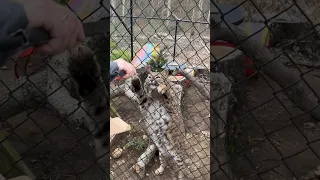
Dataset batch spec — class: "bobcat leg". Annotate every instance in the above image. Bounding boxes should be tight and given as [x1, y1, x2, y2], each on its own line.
[155, 152, 168, 175]
[161, 138, 189, 180]
[134, 143, 157, 178]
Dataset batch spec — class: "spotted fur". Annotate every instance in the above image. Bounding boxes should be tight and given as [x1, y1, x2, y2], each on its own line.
[130, 71, 191, 179]
[47, 44, 108, 164]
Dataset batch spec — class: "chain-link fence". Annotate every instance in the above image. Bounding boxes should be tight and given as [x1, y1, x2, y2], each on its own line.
[0, 0, 210, 180]
[212, 0, 320, 180]
[110, 0, 210, 179]
[0, 0, 111, 179]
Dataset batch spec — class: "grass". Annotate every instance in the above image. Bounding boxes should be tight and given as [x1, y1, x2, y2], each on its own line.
[110, 41, 131, 62]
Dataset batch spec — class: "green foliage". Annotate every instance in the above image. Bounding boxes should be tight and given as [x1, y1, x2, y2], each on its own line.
[123, 137, 147, 151]
[110, 41, 117, 49]
[147, 49, 168, 72]
[110, 41, 131, 62]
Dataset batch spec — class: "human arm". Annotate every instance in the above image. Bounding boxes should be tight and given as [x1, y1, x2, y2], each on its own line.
[0, 0, 28, 65]
[110, 61, 120, 81]
[0, 0, 85, 65]
[110, 58, 137, 81]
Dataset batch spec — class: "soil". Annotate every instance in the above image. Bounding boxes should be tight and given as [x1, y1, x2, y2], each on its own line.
[231, 48, 320, 180]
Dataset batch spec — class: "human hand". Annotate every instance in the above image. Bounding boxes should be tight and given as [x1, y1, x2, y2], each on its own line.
[114, 58, 136, 79]
[15, 0, 85, 54]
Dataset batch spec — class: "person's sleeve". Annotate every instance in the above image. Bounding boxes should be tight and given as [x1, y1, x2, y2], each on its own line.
[0, 0, 29, 65]
[110, 61, 119, 81]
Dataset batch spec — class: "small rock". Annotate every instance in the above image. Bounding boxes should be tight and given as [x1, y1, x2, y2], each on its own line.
[112, 148, 123, 159]
[28, 63, 33, 67]
[117, 159, 125, 166]
[146, 173, 149, 176]
[315, 170, 320, 176]
[142, 135, 148, 140]
[186, 133, 193, 139]
[304, 122, 316, 128]
[184, 159, 192, 165]
[201, 131, 210, 138]
[0, 66, 7, 70]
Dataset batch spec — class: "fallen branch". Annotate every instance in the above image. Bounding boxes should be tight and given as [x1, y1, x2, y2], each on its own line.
[173, 69, 210, 100]
[211, 19, 320, 121]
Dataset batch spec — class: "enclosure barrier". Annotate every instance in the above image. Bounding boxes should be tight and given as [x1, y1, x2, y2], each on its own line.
[0, 0, 210, 180]
[211, 0, 320, 179]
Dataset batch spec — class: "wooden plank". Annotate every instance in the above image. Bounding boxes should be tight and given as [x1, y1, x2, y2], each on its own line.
[110, 117, 132, 136]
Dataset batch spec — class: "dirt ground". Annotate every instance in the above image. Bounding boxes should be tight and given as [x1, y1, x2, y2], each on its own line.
[231, 48, 320, 180]
[110, 76, 210, 180]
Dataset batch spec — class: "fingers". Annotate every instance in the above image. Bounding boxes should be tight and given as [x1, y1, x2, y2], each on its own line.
[122, 63, 136, 79]
[32, 3, 85, 54]
[114, 59, 137, 79]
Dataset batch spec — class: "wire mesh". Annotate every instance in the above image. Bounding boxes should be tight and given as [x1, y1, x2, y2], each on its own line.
[211, 0, 320, 180]
[0, 0, 210, 180]
[0, 0, 111, 179]
[110, 0, 210, 179]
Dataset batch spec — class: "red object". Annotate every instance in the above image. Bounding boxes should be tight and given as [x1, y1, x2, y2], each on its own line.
[19, 47, 34, 58]
[186, 79, 191, 87]
[15, 47, 35, 78]
[211, 41, 256, 77]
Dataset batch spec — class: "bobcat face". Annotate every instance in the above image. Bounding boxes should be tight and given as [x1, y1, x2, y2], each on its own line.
[144, 71, 168, 91]
[67, 45, 108, 118]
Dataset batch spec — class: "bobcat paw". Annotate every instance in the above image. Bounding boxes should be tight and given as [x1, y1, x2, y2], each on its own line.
[157, 85, 167, 94]
[134, 163, 146, 178]
[155, 166, 165, 175]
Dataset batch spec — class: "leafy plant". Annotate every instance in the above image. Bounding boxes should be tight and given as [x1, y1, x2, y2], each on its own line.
[124, 137, 147, 151]
[147, 49, 168, 72]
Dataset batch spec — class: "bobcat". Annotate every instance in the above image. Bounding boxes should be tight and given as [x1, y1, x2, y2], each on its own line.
[47, 44, 108, 165]
[129, 70, 192, 179]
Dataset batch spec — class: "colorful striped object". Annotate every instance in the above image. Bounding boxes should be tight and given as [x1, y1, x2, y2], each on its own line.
[131, 43, 161, 68]
[238, 23, 271, 47]
[67, 0, 99, 19]
[211, 41, 256, 77]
